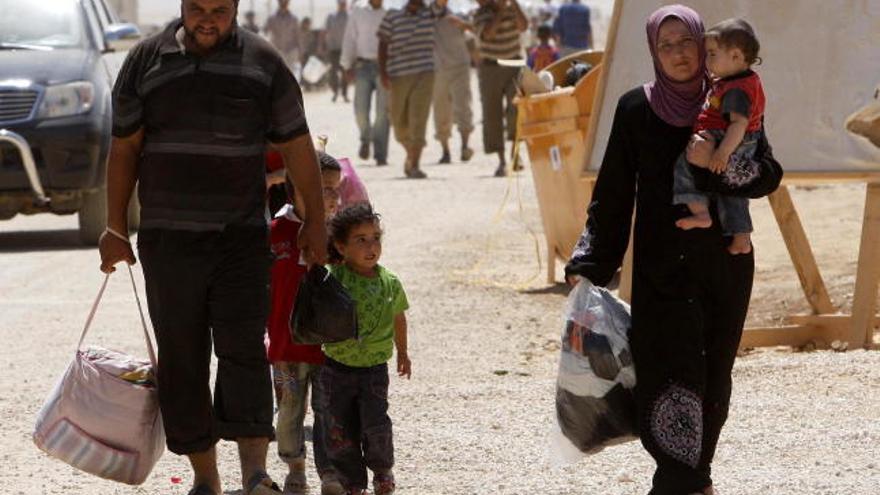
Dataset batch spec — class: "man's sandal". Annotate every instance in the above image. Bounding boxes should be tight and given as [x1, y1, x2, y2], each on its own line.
[187, 485, 217, 495]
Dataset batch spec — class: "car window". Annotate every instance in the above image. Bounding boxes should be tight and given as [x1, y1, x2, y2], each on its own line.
[95, 0, 119, 25]
[88, 0, 112, 29]
[0, 0, 84, 48]
[82, 0, 107, 51]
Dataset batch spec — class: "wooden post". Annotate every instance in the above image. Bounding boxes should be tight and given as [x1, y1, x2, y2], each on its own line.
[547, 239, 556, 284]
[767, 186, 836, 314]
[849, 182, 880, 348]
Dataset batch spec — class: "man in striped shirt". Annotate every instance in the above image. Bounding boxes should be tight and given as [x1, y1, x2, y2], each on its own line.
[378, 0, 448, 179]
[98, 1, 328, 493]
[473, 0, 528, 177]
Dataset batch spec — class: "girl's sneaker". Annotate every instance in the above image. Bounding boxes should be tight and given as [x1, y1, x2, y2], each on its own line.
[372, 471, 396, 495]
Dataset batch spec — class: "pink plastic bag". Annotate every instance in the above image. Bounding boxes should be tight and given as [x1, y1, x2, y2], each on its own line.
[33, 267, 164, 485]
[337, 157, 370, 207]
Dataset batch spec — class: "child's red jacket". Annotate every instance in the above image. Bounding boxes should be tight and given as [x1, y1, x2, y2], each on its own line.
[267, 205, 326, 364]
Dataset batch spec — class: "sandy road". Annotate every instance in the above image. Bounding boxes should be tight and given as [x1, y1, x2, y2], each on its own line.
[1, 82, 879, 494]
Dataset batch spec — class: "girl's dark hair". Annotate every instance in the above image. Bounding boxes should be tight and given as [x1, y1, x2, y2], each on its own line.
[705, 18, 762, 65]
[328, 203, 381, 263]
[284, 150, 342, 201]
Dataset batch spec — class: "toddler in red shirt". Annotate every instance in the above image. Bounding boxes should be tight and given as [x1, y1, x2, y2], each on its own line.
[673, 18, 765, 255]
[267, 151, 344, 495]
[528, 24, 560, 72]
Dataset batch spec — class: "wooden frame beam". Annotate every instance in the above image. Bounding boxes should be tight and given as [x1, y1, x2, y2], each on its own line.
[849, 182, 880, 348]
[767, 186, 836, 314]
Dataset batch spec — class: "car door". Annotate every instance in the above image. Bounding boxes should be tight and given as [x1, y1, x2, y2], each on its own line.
[84, 0, 129, 84]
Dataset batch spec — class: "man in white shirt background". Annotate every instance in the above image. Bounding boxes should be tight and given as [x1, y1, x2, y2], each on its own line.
[340, 0, 389, 166]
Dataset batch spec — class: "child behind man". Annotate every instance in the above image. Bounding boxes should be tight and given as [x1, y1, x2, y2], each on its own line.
[528, 23, 560, 72]
[317, 203, 411, 495]
[673, 18, 766, 255]
[267, 151, 345, 495]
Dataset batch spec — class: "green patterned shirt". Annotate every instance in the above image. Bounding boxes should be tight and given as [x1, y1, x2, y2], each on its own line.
[323, 264, 409, 367]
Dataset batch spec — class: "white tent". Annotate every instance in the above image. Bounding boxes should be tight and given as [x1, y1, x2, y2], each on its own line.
[586, 0, 880, 175]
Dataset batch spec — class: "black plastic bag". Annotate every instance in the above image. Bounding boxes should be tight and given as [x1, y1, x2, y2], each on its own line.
[290, 265, 358, 345]
[564, 60, 594, 87]
[550, 280, 637, 465]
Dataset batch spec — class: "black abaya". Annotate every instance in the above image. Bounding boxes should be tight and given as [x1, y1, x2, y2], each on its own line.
[565, 88, 781, 494]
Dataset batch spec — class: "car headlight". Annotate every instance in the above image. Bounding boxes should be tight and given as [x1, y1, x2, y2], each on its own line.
[37, 82, 95, 118]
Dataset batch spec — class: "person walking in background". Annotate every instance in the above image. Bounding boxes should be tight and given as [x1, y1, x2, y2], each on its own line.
[473, 0, 528, 177]
[341, 0, 390, 166]
[264, 0, 302, 68]
[431, 12, 475, 165]
[99, 0, 328, 493]
[537, 0, 558, 24]
[298, 17, 320, 90]
[242, 10, 260, 33]
[552, 0, 592, 56]
[324, 0, 350, 103]
[527, 23, 559, 72]
[378, 0, 448, 179]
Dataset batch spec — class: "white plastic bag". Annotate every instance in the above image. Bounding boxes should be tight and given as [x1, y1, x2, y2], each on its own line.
[549, 280, 638, 466]
[301, 56, 328, 84]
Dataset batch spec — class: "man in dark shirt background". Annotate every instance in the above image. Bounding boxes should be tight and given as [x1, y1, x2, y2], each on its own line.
[98, 1, 328, 494]
[552, 0, 592, 56]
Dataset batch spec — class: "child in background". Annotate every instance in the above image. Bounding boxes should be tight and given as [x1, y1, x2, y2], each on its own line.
[528, 24, 560, 72]
[267, 151, 345, 495]
[318, 203, 411, 495]
[673, 18, 766, 255]
[314, 134, 370, 207]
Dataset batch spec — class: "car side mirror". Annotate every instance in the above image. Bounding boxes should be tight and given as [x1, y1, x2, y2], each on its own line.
[104, 23, 141, 52]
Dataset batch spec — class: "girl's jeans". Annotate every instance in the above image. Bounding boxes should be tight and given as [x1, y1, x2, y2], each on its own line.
[273, 361, 330, 474]
[317, 359, 393, 491]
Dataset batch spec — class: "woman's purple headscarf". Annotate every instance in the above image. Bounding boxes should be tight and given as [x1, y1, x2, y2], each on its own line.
[643, 4, 709, 127]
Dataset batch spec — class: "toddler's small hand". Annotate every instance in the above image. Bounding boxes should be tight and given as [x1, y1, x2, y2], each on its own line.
[709, 150, 729, 174]
[686, 132, 714, 168]
[397, 354, 412, 379]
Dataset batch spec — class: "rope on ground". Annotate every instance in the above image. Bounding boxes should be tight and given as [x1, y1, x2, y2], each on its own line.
[452, 115, 546, 290]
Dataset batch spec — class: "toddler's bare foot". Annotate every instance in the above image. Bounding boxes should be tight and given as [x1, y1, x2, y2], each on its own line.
[675, 212, 712, 230]
[728, 233, 752, 255]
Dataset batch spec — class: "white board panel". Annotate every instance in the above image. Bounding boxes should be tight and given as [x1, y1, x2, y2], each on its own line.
[586, 0, 880, 173]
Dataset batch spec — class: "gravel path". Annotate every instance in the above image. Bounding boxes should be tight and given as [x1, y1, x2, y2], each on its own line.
[1, 84, 879, 495]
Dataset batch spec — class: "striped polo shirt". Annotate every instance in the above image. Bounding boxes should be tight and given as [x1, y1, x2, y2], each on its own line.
[111, 21, 309, 232]
[377, 4, 444, 78]
[473, 6, 523, 61]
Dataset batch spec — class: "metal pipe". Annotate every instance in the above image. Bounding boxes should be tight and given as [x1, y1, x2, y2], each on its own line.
[0, 129, 50, 205]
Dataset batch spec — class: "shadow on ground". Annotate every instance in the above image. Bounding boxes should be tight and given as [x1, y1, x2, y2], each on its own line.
[0, 229, 91, 252]
[520, 283, 571, 296]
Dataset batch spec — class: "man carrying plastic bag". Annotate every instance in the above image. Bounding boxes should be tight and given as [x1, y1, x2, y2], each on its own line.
[550, 280, 638, 464]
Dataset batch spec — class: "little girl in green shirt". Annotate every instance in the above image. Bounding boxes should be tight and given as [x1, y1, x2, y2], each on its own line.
[317, 203, 411, 495]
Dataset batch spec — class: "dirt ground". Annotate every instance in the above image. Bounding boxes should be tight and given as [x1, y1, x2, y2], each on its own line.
[2, 80, 879, 495]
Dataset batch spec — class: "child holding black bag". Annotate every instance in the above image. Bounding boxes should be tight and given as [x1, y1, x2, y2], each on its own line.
[317, 203, 411, 495]
[266, 151, 345, 495]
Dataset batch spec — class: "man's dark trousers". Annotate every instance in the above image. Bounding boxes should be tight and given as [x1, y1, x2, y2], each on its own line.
[138, 226, 274, 455]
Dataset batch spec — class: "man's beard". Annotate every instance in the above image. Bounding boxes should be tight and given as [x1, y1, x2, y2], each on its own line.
[184, 25, 233, 52]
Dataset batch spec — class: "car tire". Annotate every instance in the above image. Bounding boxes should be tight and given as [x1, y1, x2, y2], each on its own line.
[78, 187, 106, 246]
